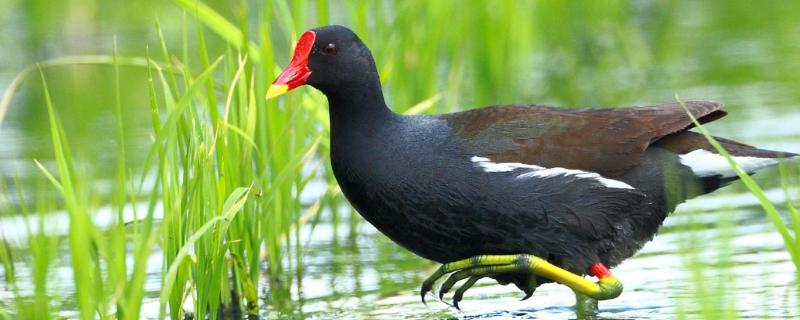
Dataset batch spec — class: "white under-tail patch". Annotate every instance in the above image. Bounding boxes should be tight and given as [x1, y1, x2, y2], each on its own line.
[470, 156, 635, 190]
[679, 149, 779, 178]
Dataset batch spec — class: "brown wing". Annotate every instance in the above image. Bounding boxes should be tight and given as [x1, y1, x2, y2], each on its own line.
[445, 101, 725, 175]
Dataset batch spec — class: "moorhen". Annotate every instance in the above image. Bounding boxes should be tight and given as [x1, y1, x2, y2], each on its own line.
[267, 25, 797, 308]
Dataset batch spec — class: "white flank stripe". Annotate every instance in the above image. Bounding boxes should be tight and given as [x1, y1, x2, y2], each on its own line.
[470, 156, 541, 172]
[470, 156, 635, 189]
[679, 149, 779, 178]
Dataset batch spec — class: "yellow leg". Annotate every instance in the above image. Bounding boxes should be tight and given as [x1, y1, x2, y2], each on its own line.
[420, 254, 623, 307]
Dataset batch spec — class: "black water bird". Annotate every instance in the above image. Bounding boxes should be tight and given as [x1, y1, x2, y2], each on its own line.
[267, 25, 798, 309]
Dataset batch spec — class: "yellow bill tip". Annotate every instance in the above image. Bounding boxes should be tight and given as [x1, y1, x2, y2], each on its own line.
[266, 84, 289, 100]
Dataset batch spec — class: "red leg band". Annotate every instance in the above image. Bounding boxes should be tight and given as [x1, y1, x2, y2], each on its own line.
[590, 262, 611, 279]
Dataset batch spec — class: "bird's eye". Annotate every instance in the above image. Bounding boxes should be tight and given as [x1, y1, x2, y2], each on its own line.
[322, 43, 337, 56]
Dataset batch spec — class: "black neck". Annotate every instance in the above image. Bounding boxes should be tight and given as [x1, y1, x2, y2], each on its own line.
[325, 80, 397, 137]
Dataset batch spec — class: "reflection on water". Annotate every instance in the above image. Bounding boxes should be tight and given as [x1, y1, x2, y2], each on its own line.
[2, 0, 800, 319]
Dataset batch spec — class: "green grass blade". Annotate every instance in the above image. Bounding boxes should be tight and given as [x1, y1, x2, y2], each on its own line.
[169, 0, 261, 62]
[676, 95, 800, 269]
[159, 187, 250, 319]
[39, 68, 100, 320]
[139, 56, 224, 188]
[0, 55, 171, 128]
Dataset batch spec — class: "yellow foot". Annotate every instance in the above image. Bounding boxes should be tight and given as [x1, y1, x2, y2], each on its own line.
[420, 254, 623, 309]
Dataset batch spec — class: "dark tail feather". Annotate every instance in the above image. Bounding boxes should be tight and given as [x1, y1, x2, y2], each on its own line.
[700, 175, 741, 193]
[656, 131, 798, 158]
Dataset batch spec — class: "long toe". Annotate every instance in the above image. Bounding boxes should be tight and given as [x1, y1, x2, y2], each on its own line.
[439, 269, 476, 300]
[452, 276, 482, 310]
[421, 265, 450, 304]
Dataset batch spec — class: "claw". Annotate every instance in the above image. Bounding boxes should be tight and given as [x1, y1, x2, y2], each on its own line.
[453, 275, 481, 310]
[420, 265, 448, 305]
[439, 269, 472, 300]
[520, 275, 537, 301]
[420, 281, 433, 305]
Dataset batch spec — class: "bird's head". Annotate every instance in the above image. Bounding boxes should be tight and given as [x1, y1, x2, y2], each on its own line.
[267, 25, 379, 99]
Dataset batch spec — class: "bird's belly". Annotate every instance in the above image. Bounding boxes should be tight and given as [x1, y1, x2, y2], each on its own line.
[336, 181, 476, 262]
[333, 169, 545, 263]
